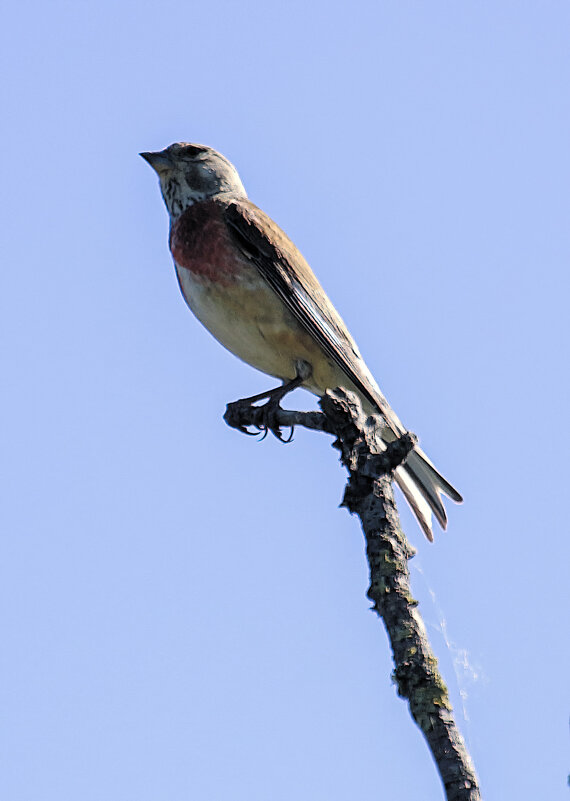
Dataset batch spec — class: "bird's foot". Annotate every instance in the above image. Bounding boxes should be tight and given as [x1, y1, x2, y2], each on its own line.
[225, 387, 294, 442]
[224, 360, 312, 442]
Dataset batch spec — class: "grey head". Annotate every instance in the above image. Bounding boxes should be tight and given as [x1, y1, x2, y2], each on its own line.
[140, 142, 247, 219]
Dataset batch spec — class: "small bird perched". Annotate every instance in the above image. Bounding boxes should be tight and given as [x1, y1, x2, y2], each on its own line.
[141, 143, 462, 540]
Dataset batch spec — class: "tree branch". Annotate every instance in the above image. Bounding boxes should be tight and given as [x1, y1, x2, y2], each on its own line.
[224, 387, 481, 801]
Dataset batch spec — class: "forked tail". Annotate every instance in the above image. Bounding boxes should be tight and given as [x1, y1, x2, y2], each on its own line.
[394, 447, 462, 541]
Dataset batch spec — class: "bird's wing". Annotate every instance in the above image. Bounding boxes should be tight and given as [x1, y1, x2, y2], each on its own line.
[223, 199, 403, 436]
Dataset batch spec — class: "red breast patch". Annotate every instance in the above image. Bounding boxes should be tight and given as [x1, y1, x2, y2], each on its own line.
[170, 200, 242, 285]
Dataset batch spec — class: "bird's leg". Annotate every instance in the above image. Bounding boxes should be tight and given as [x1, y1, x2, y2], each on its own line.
[225, 360, 312, 441]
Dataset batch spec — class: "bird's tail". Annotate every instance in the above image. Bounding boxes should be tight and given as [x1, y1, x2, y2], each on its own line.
[394, 447, 463, 542]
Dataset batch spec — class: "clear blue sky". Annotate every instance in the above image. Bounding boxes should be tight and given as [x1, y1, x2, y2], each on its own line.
[1, 2, 569, 799]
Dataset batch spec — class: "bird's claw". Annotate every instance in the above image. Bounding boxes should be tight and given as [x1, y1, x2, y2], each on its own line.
[256, 423, 294, 442]
[239, 425, 259, 436]
[254, 400, 294, 443]
[225, 397, 294, 443]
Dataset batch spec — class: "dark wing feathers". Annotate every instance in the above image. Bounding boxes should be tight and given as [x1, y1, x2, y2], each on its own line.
[223, 198, 464, 536]
[224, 200, 402, 436]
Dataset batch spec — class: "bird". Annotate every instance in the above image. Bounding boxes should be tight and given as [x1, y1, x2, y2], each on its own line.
[140, 142, 462, 540]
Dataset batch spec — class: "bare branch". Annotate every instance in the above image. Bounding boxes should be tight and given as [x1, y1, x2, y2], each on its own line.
[224, 402, 335, 434]
[224, 387, 481, 801]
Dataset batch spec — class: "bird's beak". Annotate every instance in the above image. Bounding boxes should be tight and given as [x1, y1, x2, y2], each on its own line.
[139, 150, 173, 173]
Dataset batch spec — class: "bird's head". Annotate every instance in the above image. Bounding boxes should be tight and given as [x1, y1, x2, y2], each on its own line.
[140, 143, 247, 219]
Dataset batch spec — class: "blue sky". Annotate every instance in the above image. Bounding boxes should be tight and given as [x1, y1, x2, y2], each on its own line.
[1, 2, 569, 799]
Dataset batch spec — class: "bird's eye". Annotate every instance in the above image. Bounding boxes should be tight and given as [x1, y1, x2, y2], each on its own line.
[181, 144, 207, 158]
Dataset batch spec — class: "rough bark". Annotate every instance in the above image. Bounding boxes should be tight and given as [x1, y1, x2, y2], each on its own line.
[225, 387, 481, 801]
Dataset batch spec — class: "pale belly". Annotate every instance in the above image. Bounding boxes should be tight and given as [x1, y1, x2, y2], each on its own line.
[175, 263, 346, 394]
